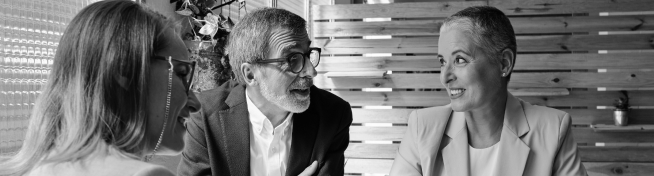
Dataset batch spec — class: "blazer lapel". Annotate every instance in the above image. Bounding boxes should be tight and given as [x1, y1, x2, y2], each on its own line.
[495, 93, 531, 176]
[441, 111, 470, 176]
[286, 105, 320, 176]
[218, 84, 251, 176]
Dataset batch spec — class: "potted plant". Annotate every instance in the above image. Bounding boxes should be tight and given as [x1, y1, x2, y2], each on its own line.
[171, 0, 244, 92]
[613, 93, 629, 126]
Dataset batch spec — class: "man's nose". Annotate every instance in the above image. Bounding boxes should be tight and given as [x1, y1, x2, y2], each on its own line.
[299, 58, 317, 78]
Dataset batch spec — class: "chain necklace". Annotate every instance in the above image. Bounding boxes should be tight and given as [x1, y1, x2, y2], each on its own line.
[145, 57, 173, 162]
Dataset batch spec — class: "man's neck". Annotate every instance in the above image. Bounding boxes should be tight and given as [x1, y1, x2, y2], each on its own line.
[246, 87, 289, 128]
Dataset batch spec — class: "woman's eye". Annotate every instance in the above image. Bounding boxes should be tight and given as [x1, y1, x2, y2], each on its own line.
[455, 57, 467, 64]
[438, 58, 445, 67]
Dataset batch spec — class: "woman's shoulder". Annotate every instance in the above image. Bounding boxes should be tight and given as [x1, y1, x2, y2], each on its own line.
[407, 105, 453, 127]
[101, 155, 174, 176]
[27, 154, 173, 176]
[520, 100, 571, 126]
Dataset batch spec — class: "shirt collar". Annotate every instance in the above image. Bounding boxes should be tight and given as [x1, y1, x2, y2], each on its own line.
[246, 91, 294, 135]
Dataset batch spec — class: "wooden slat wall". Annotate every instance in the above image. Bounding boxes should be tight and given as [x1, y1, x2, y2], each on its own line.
[311, 0, 654, 175]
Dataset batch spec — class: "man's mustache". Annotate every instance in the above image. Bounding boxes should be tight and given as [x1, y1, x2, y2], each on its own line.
[291, 78, 313, 89]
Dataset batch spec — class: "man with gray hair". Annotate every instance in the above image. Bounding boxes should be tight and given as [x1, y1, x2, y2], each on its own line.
[178, 8, 352, 176]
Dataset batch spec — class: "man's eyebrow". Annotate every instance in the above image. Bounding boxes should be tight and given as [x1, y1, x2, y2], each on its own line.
[279, 42, 300, 53]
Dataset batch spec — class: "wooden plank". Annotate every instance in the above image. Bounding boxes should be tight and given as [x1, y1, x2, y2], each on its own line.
[490, 0, 654, 16]
[315, 72, 654, 89]
[591, 124, 654, 132]
[325, 71, 386, 78]
[311, 1, 487, 20]
[332, 90, 654, 107]
[313, 16, 654, 37]
[344, 159, 654, 175]
[352, 109, 412, 124]
[584, 162, 654, 176]
[344, 159, 393, 174]
[316, 53, 654, 72]
[315, 34, 654, 54]
[349, 126, 654, 143]
[351, 108, 654, 125]
[345, 144, 654, 162]
[566, 109, 654, 125]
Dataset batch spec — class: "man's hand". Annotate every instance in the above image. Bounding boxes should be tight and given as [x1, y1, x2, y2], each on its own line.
[298, 161, 317, 176]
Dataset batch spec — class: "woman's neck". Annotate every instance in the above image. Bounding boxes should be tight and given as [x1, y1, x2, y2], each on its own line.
[465, 91, 507, 148]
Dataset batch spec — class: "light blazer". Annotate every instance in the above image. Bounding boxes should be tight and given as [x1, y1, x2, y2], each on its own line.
[390, 93, 587, 176]
[177, 80, 353, 176]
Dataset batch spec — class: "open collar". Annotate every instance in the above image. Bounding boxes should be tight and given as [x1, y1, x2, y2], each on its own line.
[442, 93, 531, 176]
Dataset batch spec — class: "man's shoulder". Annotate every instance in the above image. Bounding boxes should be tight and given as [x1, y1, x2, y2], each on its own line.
[196, 81, 241, 109]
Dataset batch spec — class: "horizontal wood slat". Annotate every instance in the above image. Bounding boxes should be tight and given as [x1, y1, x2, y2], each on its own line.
[331, 90, 654, 107]
[324, 71, 386, 78]
[344, 159, 654, 175]
[351, 109, 654, 125]
[345, 144, 654, 162]
[317, 53, 654, 72]
[313, 0, 654, 20]
[312, 1, 487, 20]
[315, 34, 654, 54]
[349, 126, 654, 143]
[316, 72, 654, 89]
[313, 15, 654, 37]
[490, 0, 654, 16]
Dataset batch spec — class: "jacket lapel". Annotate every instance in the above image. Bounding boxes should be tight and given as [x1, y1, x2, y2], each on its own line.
[285, 102, 320, 176]
[495, 93, 531, 176]
[218, 84, 251, 176]
[442, 111, 470, 176]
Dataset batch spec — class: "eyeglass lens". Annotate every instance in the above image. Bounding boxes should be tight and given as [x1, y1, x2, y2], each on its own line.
[289, 49, 320, 73]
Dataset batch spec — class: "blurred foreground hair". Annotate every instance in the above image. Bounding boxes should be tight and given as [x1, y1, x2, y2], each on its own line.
[0, 0, 172, 175]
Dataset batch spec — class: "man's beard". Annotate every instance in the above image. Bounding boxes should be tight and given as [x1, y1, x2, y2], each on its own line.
[259, 78, 313, 113]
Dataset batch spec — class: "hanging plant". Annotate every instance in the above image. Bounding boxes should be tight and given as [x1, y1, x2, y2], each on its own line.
[170, 0, 246, 91]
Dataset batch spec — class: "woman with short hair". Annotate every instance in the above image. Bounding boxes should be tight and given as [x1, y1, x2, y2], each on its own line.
[389, 6, 587, 176]
[0, 0, 201, 175]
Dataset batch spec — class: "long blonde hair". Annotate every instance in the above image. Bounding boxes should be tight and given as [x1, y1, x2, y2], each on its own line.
[0, 1, 171, 175]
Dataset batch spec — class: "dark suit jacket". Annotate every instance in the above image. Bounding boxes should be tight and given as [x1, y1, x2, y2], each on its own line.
[178, 80, 352, 176]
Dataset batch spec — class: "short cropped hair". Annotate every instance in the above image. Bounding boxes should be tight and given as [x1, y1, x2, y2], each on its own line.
[227, 8, 306, 84]
[441, 6, 517, 81]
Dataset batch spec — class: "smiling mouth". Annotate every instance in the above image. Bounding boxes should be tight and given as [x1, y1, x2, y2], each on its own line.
[449, 88, 466, 97]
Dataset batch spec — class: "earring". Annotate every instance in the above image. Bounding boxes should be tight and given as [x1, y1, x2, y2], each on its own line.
[502, 73, 506, 77]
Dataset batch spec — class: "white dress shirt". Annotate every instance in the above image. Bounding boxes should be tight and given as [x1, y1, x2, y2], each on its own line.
[469, 142, 500, 176]
[246, 92, 294, 176]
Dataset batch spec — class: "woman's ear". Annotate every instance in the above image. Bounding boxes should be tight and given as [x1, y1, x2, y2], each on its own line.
[240, 62, 256, 86]
[499, 48, 515, 77]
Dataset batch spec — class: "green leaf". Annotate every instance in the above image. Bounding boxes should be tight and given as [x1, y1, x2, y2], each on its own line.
[176, 9, 193, 16]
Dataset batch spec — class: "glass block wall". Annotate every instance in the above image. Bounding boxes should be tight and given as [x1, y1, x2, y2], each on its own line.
[0, 0, 98, 157]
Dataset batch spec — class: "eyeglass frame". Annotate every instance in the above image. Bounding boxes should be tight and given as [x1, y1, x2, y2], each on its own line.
[252, 47, 321, 74]
[152, 55, 196, 93]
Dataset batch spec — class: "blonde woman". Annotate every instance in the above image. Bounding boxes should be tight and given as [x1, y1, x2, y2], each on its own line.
[0, 0, 201, 175]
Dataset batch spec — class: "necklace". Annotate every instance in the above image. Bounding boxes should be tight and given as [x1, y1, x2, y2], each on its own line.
[145, 57, 174, 162]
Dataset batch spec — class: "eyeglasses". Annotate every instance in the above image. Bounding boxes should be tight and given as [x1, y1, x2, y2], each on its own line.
[153, 56, 196, 93]
[253, 47, 321, 74]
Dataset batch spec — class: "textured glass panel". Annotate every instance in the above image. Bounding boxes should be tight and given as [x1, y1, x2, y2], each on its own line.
[0, 0, 90, 156]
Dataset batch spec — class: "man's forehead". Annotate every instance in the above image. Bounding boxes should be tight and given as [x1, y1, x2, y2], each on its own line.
[269, 28, 310, 48]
